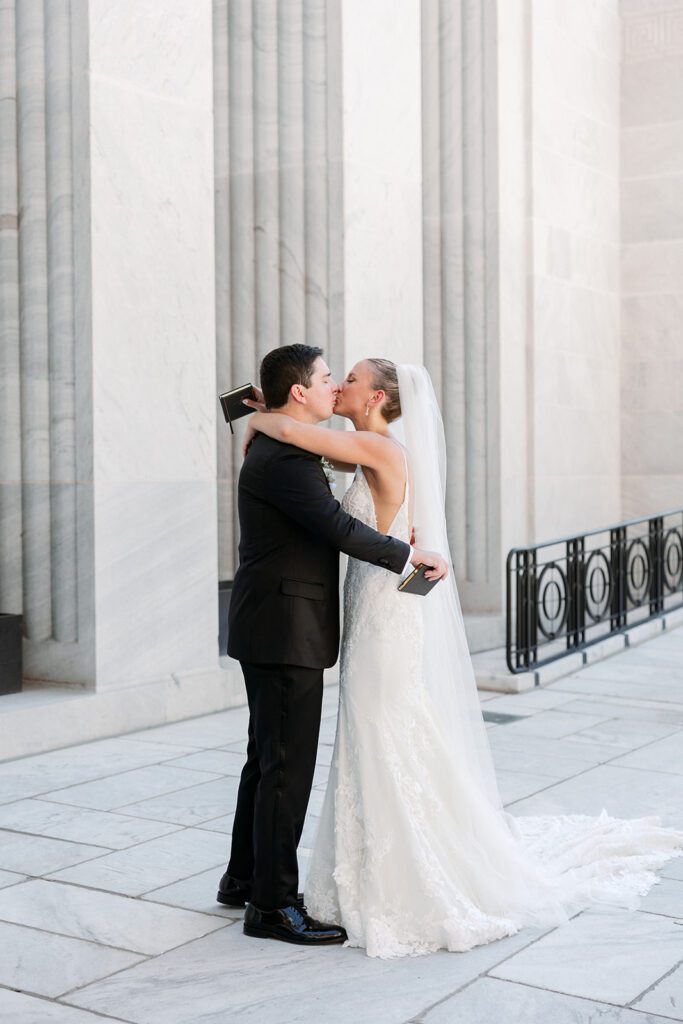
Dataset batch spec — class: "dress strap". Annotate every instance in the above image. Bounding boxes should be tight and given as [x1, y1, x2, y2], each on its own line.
[387, 436, 409, 509]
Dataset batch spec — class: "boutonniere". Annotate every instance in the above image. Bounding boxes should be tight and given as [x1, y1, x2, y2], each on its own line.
[320, 456, 336, 490]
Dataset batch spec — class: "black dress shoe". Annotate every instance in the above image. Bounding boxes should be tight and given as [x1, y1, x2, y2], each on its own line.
[216, 873, 304, 909]
[216, 873, 252, 907]
[243, 902, 347, 946]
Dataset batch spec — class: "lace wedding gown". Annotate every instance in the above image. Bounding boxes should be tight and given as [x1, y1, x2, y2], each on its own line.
[305, 461, 683, 959]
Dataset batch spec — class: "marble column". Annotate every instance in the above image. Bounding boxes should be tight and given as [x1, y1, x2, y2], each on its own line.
[0, 0, 81, 664]
[339, 0, 423, 371]
[213, 0, 343, 580]
[11, 0, 219, 690]
[421, 0, 502, 618]
[83, 0, 218, 689]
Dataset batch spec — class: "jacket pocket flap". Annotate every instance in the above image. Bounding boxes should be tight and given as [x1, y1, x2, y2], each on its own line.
[281, 578, 325, 601]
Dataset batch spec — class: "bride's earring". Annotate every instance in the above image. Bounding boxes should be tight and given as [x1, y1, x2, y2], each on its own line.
[365, 402, 370, 417]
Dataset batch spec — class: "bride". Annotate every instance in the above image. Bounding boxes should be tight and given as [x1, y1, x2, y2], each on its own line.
[244, 358, 683, 959]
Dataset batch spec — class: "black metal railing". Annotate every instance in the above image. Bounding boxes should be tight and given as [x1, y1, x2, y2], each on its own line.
[506, 507, 683, 674]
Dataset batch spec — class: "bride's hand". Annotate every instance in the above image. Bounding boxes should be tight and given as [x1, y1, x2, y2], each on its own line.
[411, 548, 449, 581]
[242, 385, 267, 414]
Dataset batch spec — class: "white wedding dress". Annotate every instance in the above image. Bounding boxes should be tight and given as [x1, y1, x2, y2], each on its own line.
[305, 368, 683, 960]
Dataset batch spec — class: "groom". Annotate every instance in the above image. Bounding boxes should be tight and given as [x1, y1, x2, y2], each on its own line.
[217, 344, 444, 946]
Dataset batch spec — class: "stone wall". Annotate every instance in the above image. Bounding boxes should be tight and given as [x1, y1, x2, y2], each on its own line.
[621, 0, 683, 518]
[529, 0, 622, 541]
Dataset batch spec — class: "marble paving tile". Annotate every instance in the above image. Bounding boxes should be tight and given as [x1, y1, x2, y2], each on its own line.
[196, 811, 235, 835]
[130, 711, 250, 749]
[0, 919, 144, 998]
[506, 763, 683, 824]
[483, 690, 578, 713]
[312, 763, 329, 788]
[144, 867, 244, 919]
[490, 720, 679, 765]
[0, 830, 109, 875]
[493, 711, 615, 740]
[0, 989, 129, 1023]
[0, 879, 227, 954]
[549, 676, 683, 706]
[564, 717, 681, 755]
[496, 770, 556, 805]
[491, 746, 596, 779]
[315, 744, 333, 767]
[303, 788, 326, 816]
[66, 915, 551, 1024]
[44, 764, 222, 811]
[639, 875, 683, 918]
[0, 737, 202, 804]
[610, 731, 683, 775]
[218, 737, 247, 755]
[633, 962, 683, 1021]
[318, 718, 339, 745]
[662, 854, 683, 880]
[0, 798, 180, 848]
[47, 826, 229, 896]
[0, 867, 27, 889]
[162, 748, 248, 775]
[120, 776, 239, 826]
[489, 729, 622, 765]
[422, 975, 674, 1024]
[490, 908, 683, 1005]
[558, 666, 683, 691]
[299, 813, 321, 849]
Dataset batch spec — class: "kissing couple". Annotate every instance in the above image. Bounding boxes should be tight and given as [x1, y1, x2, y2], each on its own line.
[217, 344, 683, 959]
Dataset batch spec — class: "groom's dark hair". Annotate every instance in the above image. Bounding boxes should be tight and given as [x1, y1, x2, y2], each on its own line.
[260, 344, 324, 409]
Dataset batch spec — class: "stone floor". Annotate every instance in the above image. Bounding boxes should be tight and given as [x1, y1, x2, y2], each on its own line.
[1, 629, 682, 1023]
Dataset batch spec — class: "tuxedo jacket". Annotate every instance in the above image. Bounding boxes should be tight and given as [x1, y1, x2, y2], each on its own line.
[228, 433, 410, 669]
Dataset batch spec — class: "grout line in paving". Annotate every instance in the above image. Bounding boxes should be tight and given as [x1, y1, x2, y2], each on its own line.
[406, 912, 585, 1023]
[55, 918, 240, 1004]
[0, 913, 157, 958]
[627, 953, 683, 1009]
[0, 983, 135, 1023]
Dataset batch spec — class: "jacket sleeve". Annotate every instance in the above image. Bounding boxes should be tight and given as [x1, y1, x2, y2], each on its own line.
[262, 448, 410, 574]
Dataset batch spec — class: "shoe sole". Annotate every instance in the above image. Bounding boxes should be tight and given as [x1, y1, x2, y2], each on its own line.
[243, 924, 346, 946]
[217, 891, 306, 909]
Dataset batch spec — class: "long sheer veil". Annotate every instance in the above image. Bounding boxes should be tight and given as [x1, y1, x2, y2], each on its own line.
[391, 364, 507, 819]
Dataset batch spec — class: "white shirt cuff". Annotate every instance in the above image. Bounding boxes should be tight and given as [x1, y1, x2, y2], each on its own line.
[401, 546, 414, 576]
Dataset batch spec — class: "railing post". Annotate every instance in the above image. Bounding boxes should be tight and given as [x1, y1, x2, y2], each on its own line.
[566, 537, 585, 650]
[610, 526, 626, 631]
[649, 515, 664, 616]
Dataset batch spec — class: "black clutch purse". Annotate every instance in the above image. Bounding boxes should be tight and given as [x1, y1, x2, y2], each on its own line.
[397, 563, 441, 596]
[218, 383, 258, 434]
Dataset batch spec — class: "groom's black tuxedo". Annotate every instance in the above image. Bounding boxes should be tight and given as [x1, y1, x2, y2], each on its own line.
[226, 433, 410, 911]
[228, 434, 409, 667]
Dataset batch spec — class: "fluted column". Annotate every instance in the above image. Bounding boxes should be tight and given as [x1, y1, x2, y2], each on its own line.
[303, 0, 329, 349]
[16, 0, 52, 641]
[421, 0, 501, 615]
[254, 0, 280, 360]
[213, 0, 343, 580]
[0, 0, 22, 619]
[45, 0, 78, 642]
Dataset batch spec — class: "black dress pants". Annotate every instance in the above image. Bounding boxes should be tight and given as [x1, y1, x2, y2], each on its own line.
[227, 661, 323, 910]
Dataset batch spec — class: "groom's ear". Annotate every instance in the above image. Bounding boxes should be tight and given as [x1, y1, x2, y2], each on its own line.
[290, 383, 307, 405]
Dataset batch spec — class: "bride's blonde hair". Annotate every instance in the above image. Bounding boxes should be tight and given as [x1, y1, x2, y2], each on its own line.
[367, 358, 401, 423]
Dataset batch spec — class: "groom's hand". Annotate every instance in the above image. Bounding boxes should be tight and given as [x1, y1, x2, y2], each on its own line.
[411, 548, 449, 581]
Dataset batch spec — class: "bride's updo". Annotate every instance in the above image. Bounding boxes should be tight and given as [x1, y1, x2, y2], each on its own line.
[367, 358, 401, 423]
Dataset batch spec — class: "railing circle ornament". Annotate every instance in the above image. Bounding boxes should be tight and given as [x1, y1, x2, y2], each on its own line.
[625, 537, 651, 606]
[536, 562, 568, 640]
[663, 528, 683, 593]
[584, 549, 613, 623]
